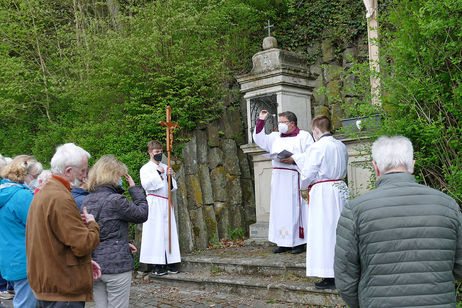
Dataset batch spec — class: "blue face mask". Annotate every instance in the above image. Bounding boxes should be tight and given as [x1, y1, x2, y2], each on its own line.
[118, 178, 123, 187]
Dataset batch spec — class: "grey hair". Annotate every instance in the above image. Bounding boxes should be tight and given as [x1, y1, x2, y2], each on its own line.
[372, 136, 414, 174]
[30, 161, 43, 178]
[0, 154, 7, 174]
[50, 143, 91, 175]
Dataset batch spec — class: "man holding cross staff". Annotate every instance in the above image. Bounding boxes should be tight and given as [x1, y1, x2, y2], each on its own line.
[139, 106, 181, 276]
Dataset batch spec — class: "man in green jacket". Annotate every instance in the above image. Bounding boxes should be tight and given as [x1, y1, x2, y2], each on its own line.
[26, 143, 100, 308]
[335, 135, 462, 307]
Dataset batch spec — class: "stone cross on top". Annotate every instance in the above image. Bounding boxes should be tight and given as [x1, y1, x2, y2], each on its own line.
[262, 20, 277, 50]
[264, 20, 274, 37]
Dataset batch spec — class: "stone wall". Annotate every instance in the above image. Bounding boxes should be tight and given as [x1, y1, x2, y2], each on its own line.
[308, 35, 368, 129]
[168, 105, 255, 253]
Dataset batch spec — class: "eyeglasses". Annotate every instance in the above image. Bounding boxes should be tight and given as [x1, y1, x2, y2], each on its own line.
[278, 120, 290, 124]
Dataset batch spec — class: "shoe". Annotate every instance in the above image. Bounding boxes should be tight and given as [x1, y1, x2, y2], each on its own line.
[272, 246, 291, 253]
[150, 265, 168, 277]
[167, 264, 179, 274]
[0, 291, 14, 300]
[291, 244, 306, 254]
[314, 278, 336, 290]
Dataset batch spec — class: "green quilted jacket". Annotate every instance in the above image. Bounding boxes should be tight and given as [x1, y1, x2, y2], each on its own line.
[335, 172, 462, 308]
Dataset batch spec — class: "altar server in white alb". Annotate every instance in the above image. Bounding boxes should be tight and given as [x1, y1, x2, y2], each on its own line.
[139, 140, 181, 276]
[253, 110, 314, 254]
[292, 115, 349, 290]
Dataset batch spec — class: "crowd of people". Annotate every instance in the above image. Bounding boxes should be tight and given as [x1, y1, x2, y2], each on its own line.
[0, 140, 181, 308]
[1, 110, 462, 307]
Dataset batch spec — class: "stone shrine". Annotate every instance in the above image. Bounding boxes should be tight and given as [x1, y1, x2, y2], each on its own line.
[238, 35, 374, 242]
[237, 35, 316, 240]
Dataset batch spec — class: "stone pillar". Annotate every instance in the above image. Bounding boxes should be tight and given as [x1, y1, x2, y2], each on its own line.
[338, 135, 374, 197]
[237, 37, 315, 240]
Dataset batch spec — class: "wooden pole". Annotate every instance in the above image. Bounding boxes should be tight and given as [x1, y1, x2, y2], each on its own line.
[159, 106, 178, 253]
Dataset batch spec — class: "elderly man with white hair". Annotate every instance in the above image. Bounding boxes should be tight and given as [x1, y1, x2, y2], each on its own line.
[335, 135, 462, 308]
[26, 143, 100, 308]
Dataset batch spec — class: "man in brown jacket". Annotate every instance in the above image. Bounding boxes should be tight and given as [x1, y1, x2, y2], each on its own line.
[26, 143, 100, 308]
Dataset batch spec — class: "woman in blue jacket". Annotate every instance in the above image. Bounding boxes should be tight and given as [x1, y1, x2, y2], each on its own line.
[0, 155, 42, 307]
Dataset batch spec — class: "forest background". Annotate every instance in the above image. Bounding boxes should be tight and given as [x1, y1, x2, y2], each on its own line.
[0, 0, 460, 204]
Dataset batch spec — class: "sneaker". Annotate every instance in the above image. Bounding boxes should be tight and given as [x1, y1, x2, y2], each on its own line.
[0, 291, 14, 300]
[314, 278, 336, 290]
[167, 264, 179, 274]
[272, 246, 291, 253]
[150, 265, 168, 277]
[291, 244, 306, 254]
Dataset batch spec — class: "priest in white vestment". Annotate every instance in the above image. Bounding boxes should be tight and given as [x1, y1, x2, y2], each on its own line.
[139, 140, 181, 276]
[253, 110, 314, 254]
[291, 115, 349, 290]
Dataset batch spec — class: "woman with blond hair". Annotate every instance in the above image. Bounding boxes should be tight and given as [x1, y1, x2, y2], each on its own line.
[82, 155, 148, 308]
[0, 155, 42, 307]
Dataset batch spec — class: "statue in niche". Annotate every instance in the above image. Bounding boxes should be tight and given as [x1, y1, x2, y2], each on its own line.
[250, 94, 278, 135]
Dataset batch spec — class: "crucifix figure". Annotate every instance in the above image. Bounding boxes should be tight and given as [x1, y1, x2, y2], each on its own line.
[159, 106, 178, 253]
[264, 19, 274, 37]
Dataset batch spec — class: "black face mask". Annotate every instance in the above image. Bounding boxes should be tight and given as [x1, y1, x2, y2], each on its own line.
[153, 153, 163, 162]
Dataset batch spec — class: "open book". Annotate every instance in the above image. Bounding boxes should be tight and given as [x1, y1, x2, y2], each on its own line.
[277, 150, 293, 159]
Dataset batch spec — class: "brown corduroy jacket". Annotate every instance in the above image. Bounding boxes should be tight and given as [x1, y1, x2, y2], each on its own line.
[26, 175, 100, 302]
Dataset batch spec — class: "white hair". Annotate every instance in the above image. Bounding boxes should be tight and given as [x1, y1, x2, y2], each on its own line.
[37, 169, 52, 184]
[50, 143, 91, 175]
[0, 154, 7, 173]
[372, 136, 414, 174]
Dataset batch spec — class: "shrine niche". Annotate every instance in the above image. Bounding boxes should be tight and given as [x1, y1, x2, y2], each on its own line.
[249, 94, 278, 135]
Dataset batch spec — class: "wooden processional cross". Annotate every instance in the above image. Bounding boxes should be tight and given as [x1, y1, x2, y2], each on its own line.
[159, 106, 178, 253]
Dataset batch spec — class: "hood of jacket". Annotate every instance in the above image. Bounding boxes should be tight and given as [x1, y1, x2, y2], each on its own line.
[0, 179, 29, 209]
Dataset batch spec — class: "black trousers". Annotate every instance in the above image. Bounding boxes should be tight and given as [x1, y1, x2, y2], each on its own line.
[37, 300, 85, 308]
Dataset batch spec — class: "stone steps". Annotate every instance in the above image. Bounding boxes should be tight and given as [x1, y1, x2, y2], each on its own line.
[181, 252, 307, 278]
[148, 272, 344, 307]
[142, 245, 345, 307]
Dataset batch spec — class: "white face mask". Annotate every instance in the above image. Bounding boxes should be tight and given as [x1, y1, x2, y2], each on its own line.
[278, 123, 289, 134]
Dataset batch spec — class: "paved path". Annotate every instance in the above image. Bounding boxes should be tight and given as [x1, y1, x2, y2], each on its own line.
[0, 278, 307, 308]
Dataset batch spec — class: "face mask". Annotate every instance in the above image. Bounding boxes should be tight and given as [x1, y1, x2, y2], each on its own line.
[278, 123, 289, 134]
[153, 153, 163, 162]
[118, 178, 123, 187]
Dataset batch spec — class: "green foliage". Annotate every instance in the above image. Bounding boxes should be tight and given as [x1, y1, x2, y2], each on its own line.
[226, 225, 245, 241]
[275, 0, 367, 62]
[328, 0, 461, 204]
[0, 0, 278, 180]
[377, 0, 462, 203]
[208, 232, 221, 249]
